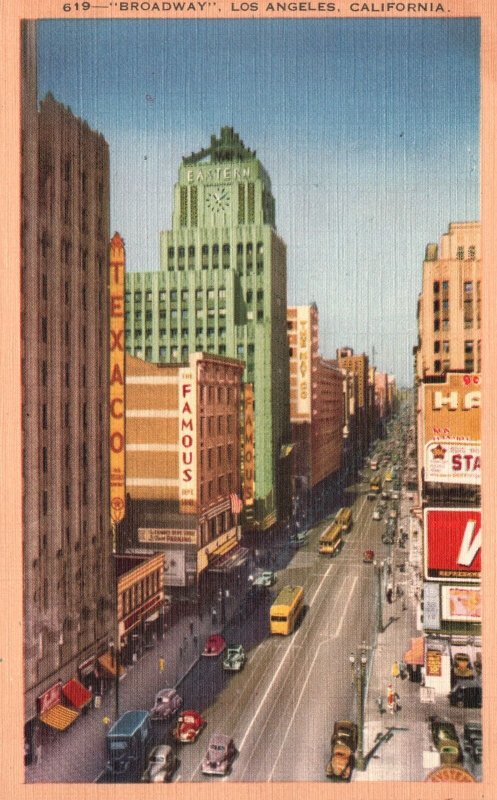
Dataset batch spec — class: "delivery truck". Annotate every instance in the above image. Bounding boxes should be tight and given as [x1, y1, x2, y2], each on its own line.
[106, 710, 152, 781]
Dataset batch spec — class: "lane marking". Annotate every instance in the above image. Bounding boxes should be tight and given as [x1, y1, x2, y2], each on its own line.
[237, 562, 334, 755]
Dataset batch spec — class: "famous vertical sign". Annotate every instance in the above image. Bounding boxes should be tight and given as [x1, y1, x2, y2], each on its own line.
[109, 233, 126, 525]
[178, 367, 197, 513]
[243, 384, 255, 506]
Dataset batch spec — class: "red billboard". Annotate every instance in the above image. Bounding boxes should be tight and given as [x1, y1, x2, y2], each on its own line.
[423, 508, 481, 582]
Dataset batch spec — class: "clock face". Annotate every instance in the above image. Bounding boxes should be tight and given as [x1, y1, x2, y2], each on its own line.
[206, 187, 231, 213]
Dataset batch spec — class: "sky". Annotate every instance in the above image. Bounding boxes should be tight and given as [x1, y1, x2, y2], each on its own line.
[37, 18, 480, 386]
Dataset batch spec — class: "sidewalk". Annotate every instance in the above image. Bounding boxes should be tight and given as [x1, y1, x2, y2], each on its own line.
[25, 588, 242, 783]
[354, 491, 482, 782]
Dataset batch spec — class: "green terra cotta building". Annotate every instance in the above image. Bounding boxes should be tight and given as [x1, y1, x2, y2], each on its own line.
[125, 128, 292, 531]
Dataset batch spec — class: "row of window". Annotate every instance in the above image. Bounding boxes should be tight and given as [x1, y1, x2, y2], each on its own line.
[456, 245, 477, 260]
[200, 474, 234, 504]
[121, 571, 161, 617]
[200, 414, 235, 436]
[202, 444, 234, 470]
[200, 385, 237, 405]
[130, 344, 227, 360]
[200, 510, 235, 547]
[127, 287, 228, 305]
[433, 279, 480, 294]
[167, 242, 264, 258]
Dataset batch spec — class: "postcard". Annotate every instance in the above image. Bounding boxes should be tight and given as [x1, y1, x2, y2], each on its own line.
[1, 1, 496, 799]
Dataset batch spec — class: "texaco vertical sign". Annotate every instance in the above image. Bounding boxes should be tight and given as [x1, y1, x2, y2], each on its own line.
[109, 233, 126, 525]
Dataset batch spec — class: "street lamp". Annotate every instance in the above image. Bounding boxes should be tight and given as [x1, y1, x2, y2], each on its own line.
[373, 560, 385, 634]
[349, 642, 368, 771]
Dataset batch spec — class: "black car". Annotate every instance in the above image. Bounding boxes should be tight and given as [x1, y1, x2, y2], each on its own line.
[463, 722, 482, 763]
[448, 679, 482, 709]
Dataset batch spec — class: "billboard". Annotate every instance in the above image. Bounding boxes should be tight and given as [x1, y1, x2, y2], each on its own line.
[424, 508, 481, 582]
[423, 373, 481, 485]
[441, 585, 481, 623]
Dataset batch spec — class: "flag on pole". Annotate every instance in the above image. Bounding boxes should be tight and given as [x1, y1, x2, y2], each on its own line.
[230, 492, 243, 514]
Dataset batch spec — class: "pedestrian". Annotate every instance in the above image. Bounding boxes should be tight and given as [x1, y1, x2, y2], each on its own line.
[193, 635, 198, 648]
[159, 657, 165, 673]
[387, 684, 395, 714]
[189, 621, 194, 635]
[391, 660, 400, 679]
[394, 691, 401, 712]
[386, 586, 393, 604]
[179, 646, 183, 659]
[102, 715, 111, 727]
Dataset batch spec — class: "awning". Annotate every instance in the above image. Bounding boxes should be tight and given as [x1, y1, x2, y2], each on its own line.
[404, 636, 425, 666]
[62, 678, 92, 710]
[40, 704, 79, 731]
[98, 651, 127, 678]
[207, 545, 249, 573]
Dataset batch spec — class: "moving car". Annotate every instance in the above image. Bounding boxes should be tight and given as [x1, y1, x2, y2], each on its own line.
[201, 733, 237, 775]
[252, 570, 276, 587]
[141, 745, 178, 782]
[150, 688, 183, 721]
[202, 634, 226, 657]
[372, 505, 383, 521]
[171, 710, 206, 743]
[430, 718, 463, 765]
[325, 720, 357, 781]
[290, 530, 309, 548]
[453, 652, 475, 678]
[363, 549, 375, 563]
[222, 644, 246, 671]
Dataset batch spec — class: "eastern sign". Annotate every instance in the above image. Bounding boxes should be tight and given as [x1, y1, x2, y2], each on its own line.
[185, 165, 252, 184]
[423, 373, 481, 486]
[424, 508, 481, 582]
[109, 233, 126, 525]
[178, 368, 197, 512]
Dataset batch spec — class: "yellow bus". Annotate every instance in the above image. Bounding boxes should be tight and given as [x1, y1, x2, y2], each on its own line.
[270, 585, 305, 635]
[384, 468, 393, 482]
[335, 507, 353, 532]
[370, 474, 382, 493]
[318, 521, 343, 555]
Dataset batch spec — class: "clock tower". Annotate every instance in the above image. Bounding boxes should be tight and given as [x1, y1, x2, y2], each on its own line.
[126, 127, 291, 532]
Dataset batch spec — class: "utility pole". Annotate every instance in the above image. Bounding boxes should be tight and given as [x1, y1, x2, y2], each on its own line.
[349, 642, 369, 771]
[374, 560, 384, 634]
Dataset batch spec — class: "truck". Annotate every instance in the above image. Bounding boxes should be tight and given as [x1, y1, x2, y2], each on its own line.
[106, 710, 152, 781]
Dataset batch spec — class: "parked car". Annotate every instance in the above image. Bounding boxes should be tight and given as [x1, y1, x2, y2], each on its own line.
[141, 745, 178, 782]
[325, 720, 357, 781]
[381, 489, 391, 501]
[372, 506, 383, 521]
[150, 688, 183, 721]
[290, 530, 309, 547]
[363, 549, 375, 563]
[202, 634, 226, 657]
[171, 709, 206, 743]
[223, 645, 246, 671]
[430, 718, 463, 764]
[388, 508, 398, 520]
[391, 491, 400, 501]
[463, 722, 482, 763]
[448, 679, 482, 708]
[252, 570, 276, 587]
[201, 733, 237, 775]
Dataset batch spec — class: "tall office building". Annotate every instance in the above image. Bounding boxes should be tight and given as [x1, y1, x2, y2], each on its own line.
[336, 347, 371, 456]
[126, 128, 291, 531]
[22, 22, 114, 739]
[416, 222, 481, 379]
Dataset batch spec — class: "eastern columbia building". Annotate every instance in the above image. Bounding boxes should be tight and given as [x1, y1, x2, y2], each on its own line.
[125, 128, 292, 531]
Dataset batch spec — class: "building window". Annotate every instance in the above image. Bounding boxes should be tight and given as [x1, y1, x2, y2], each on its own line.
[433, 341, 440, 353]
[257, 289, 264, 302]
[433, 300, 439, 313]
[168, 247, 174, 258]
[208, 449, 213, 468]
[238, 185, 245, 224]
[218, 416, 223, 434]
[159, 290, 167, 302]
[257, 310, 264, 321]
[237, 344, 244, 356]
[456, 246, 464, 260]
[464, 281, 473, 294]
[442, 340, 450, 354]
[159, 346, 166, 358]
[464, 340, 474, 354]
[227, 415, 233, 433]
[442, 299, 449, 311]
[248, 183, 255, 222]
[134, 291, 142, 303]
[42, 490, 48, 515]
[442, 319, 449, 331]
[468, 245, 476, 259]
[246, 290, 253, 304]
[146, 290, 152, 302]
[180, 187, 188, 226]
[442, 280, 449, 291]
[434, 360, 441, 372]
[135, 310, 142, 320]
[434, 319, 440, 332]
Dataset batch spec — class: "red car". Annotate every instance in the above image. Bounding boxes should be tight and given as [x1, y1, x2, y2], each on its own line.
[202, 634, 226, 657]
[363, 549, 375, 563]
[171, 709, 206, 743]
